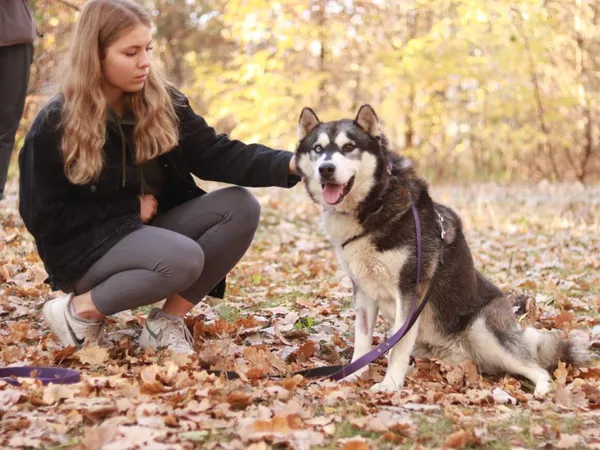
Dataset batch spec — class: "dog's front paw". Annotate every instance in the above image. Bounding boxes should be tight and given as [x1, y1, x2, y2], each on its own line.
[533, 379, 550, 399]
[343, 370, 367, 384]
[370, 377, 404, 392]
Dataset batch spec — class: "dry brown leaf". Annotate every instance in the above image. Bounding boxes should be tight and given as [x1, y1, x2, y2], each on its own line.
[332, 333, 347, 348]
[42, 383, 75, 405]
[0, 389, 23, 409]
[445, 429, 472, 449]
[519, 279, 537, 290]
[1, 417, 31, 432]
[82, 420, 122, 450]
[460, 360, 480, 385]
[555, 384, 574, 408]
[446, 366, 464, 387]
[53, 345, 78, 362]
[274, 320, 292, 345]
[116, 397, 135, 413]
[246, 367, 267, 379]
[157, 362, 179, 385]
[350, 411, 414, 436]
[350, 415, 388, 433]
[76, 345, 109, 366]
[164, 352, 192, 366]
[226, 391, 252, 410]
[244, 346, 275, 373]
[252, 415, 296, 433]
[555, 312, 576, 330]
[0, 264, 11, 282]
[296, 340, 317, 363]
[279, 374, 304, 390]
[139, 365, 165, 394]
[85, 402, 118, 420]
[556, 434, 580, 449]
[163, 414, 178, 427]
[247, 443, 270, 450]
[339, 438, 370, 450]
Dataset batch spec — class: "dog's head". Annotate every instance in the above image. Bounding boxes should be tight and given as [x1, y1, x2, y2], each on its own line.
[295, 105, 389, 212]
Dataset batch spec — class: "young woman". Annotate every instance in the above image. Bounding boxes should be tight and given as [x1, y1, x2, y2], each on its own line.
[18, 0, 300, 354]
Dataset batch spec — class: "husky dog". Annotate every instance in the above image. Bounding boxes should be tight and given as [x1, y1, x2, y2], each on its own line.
[295, 105, 588, 397]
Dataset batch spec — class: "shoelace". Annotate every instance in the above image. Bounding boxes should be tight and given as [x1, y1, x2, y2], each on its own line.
[90, 322, 106, 343]
[162, 318, 194, 350]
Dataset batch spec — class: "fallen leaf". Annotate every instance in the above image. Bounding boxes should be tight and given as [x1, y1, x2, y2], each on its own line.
[42, 383, 75, 405]
[445, 429, 471, 448]
[461, 360, 480, 385]
[76, 345, 109, 365]
[446, 366, 464, 386]
[227, 391, 252, 410]
[556, 434, 580, 449]
[339, 437, 370, 450]
[296, 340, 317, 363]
[0, 389, 23, 409]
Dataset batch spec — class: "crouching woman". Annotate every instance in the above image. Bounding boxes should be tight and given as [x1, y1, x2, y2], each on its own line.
[19, 0, 299, 354]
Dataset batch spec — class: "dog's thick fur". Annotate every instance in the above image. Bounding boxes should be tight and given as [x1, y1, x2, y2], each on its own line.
[295, 105, 588, 397]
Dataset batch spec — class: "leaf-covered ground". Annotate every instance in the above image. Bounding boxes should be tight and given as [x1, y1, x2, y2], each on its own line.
[1, 179, 599, 450]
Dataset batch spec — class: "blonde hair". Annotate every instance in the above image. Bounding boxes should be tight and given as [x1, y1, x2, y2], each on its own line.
[60, 0, 179, 184]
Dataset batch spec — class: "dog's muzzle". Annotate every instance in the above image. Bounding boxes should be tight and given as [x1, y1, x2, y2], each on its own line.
[318, 162, 336, 181]
[318, 163, 354, 205]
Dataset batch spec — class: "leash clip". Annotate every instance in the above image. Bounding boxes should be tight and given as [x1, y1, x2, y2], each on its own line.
[436, 211, 446, 241]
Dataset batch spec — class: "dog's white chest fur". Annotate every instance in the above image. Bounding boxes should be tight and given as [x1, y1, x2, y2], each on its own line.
[323, 212, 408, 310]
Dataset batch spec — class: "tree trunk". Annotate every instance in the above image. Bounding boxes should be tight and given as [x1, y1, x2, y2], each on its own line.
[513, 8, 561, 181]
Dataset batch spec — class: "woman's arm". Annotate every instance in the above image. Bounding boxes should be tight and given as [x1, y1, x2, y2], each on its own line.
[18, 132, 141, 245]
[176, 94, 300, 188]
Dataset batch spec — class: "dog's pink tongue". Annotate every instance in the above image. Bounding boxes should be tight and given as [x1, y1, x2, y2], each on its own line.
[322, 183, 343, 205]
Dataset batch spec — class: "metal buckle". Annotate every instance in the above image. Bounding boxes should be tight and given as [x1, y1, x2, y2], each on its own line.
[436, 211, 446, 241]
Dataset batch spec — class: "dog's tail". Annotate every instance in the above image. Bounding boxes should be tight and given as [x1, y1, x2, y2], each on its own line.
[523, 327, 589, 371]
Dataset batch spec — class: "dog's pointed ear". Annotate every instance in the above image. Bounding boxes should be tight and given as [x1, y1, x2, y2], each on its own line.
[298, 107, 321, 141]
[355, 104, 380, 136]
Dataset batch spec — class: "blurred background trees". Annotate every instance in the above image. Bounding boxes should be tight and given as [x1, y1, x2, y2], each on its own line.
[19, 0, 600, 183]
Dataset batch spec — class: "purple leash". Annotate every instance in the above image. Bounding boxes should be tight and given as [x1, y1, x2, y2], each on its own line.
[327, 203, 423, 381]
[0, 366, 80, 385]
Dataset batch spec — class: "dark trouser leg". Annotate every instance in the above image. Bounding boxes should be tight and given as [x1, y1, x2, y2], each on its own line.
[73, 227, 205, 316]
[150, 186, 261, 304]
[0, 43, 33, 199]
[73, 187, 261, 315]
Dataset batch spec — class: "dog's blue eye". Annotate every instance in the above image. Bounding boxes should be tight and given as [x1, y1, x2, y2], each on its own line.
[342, 143, 355, 152]
[313, 145, 323, 153]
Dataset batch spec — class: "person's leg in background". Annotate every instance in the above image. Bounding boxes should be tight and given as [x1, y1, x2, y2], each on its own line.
[0, 43, 33, 201]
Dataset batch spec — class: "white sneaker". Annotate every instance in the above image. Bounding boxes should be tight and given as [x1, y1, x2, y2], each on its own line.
[42, 293, 105, 348]
[139, 308, 195, 355]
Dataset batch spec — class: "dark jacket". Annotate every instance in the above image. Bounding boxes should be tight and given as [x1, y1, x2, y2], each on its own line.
[0, 0, 37, 47]
[18, 90, 299, 296]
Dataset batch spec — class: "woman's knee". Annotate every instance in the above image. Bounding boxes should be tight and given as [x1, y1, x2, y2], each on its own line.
[224, 186, 261, 231]
[163, 238, 205, 287]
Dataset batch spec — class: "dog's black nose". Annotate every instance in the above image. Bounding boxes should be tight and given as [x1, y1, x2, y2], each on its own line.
[319, 163, 336, 177]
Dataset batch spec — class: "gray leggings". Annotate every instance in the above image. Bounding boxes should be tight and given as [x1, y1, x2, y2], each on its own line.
[74, 187, 261, 316]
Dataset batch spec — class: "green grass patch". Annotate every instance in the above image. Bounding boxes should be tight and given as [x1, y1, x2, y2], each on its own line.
[215, 303, 241, 322]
